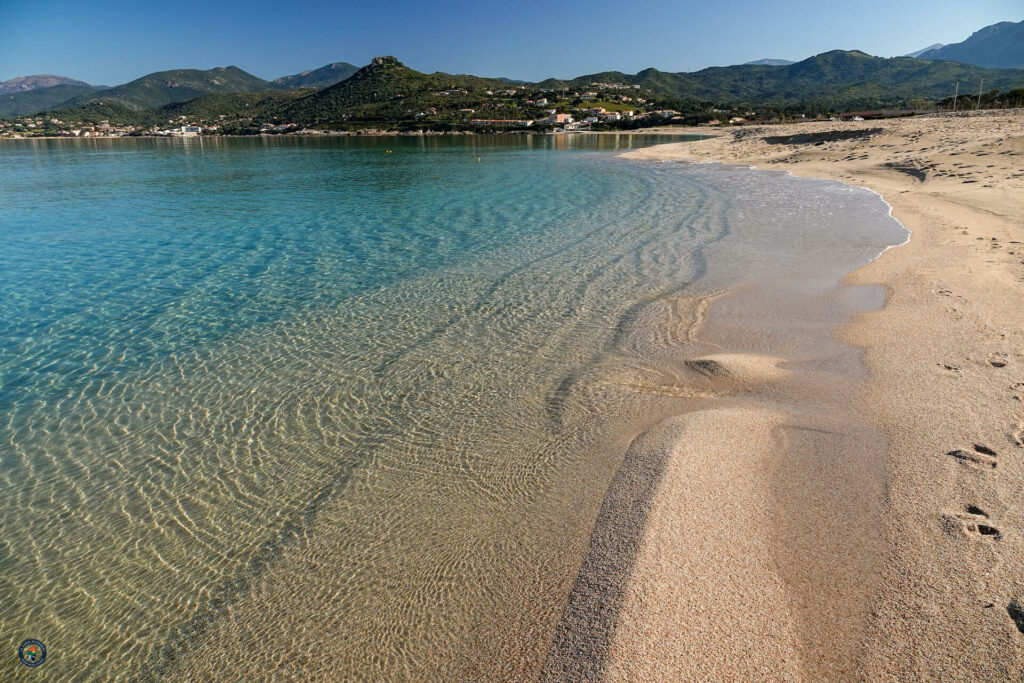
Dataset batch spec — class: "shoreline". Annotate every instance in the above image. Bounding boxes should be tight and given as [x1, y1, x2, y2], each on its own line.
[545, 165, 905, 680]
[606, 109, 1024, 678]
[0, 128, 703, 141]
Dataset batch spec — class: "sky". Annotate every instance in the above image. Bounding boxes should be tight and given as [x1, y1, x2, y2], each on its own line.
[1, 0, 1021, 85]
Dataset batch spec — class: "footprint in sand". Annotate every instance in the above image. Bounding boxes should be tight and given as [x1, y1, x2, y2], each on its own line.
[1008, 599, 1024, 635]
[988, 352, 1009, 368]
[943, 504, 1002, 540]
[937, 290, 967, 306]
[1011, 424, 1024, 448]
[951, 505, 1003, 540]
[938, 363, 962, 377]
[947, 444, 998, 470]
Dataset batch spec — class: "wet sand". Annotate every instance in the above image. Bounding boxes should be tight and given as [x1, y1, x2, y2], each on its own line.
[613, 110, 1024, 679]
[544, 268, 893, 681]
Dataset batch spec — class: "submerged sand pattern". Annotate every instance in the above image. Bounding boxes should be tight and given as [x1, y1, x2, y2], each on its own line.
[0, 139, 906, 680]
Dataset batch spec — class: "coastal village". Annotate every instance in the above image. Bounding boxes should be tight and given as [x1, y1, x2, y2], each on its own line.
[0, 107, 893, 139]
[0, 80, 790, 138]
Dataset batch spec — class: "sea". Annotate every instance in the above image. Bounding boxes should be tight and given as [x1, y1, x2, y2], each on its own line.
[0, 134, 907, 679]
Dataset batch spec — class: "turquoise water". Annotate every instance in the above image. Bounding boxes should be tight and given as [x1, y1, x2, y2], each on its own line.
[0, 135, 905, 679]
[2, 135, 675, 402]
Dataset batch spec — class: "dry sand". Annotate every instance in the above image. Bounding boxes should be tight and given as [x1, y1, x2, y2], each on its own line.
[598, 110, 1024, 680]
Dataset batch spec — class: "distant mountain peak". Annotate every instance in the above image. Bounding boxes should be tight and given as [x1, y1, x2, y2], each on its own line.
[918, 19, 1024, 68]
[744, 59, 795, 66]
[905, 43, 945, 58]
[272, 61, 359, 90]
[0, 74, 91, 95]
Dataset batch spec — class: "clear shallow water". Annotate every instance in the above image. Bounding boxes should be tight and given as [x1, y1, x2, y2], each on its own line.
[0, 135, 905, 679]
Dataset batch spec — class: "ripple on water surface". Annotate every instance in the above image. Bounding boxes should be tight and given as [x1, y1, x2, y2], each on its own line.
[0, 136, 905, 679]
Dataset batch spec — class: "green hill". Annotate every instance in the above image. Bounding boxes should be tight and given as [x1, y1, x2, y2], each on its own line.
[40, 100, 151, 126]
[158, 90, 310, 120]
[272, 62, 359, 89]
[0, 83, 107, 117]
[39, 90, 312, 128]
[277, 56, 517, 126]
[58, 66, 271, 110]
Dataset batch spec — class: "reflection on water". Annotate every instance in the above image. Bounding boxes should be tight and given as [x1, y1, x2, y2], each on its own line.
[0, 136, 903, 680]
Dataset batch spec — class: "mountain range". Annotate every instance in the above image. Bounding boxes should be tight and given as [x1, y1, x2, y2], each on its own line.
[0, 63, 360, 118]
[918, 20, 1024, 68]
[538, 49, 1024, 108]
[28, 50, 1023, 136]
[4, 19, 1024, 123]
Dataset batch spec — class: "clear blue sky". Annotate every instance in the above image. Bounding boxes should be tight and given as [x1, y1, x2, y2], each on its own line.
[1, 0, 1020, 85]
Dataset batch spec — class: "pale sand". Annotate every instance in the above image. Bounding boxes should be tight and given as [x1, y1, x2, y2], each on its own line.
[603, 110, 1024, 679]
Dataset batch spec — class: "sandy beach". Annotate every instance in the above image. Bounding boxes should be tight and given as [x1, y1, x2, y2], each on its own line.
[596, 110, 1024, 679]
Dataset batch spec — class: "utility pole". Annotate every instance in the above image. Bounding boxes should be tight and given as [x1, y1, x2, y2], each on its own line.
[977, 77, 984, 110]
[952, 80, 960, 112]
